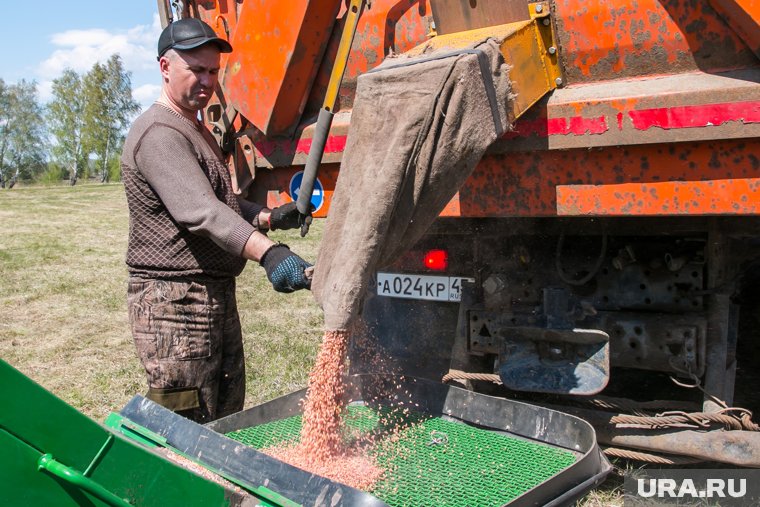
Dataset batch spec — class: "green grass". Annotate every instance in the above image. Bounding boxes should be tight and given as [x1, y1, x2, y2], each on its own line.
[0, 182, 323, 421]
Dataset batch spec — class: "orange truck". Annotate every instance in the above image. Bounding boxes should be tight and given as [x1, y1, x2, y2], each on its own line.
[161, 0, 760, 465]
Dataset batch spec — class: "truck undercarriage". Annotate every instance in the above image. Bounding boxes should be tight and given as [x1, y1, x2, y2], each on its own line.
[357, 215, 760, 465]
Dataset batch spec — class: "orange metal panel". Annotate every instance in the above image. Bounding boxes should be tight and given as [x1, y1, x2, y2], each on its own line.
[556, 178, 760, 216]
[708, 0, 760, 59]
[553, 0, 758, 84]
[453, 138, 760, 217]
[220, 0, 341, 136]
[245, 91, 760, 169]
[494, 70, 760, 151]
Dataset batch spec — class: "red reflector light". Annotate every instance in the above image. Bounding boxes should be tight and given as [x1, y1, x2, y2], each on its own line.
[424, 249, 448, 271]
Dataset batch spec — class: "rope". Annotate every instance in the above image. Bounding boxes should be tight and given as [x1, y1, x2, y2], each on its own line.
[442, 370, 760, 431]
[585, 395, 700, 414]
[667, 357, 730, 411]
[609, 409, 759, 431]
[603, 447, 704, 465]
[564, 402, 760, 431]
[662, 360, 760, 431]
[585, 397, 645, 415]
[442, 370, 502, 384]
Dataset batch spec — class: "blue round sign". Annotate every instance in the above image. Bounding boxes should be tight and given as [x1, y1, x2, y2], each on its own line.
[288, 171, 325, 212]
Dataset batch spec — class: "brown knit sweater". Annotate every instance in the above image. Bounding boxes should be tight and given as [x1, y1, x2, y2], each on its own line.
[121, 103, 260, 279]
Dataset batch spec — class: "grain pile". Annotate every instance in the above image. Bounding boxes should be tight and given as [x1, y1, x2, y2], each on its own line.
[266, 439, 384, 491]
[263, 329, 385, 489]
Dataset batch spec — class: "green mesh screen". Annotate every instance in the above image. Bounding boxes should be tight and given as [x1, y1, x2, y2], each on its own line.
[226, 405, 576, 507]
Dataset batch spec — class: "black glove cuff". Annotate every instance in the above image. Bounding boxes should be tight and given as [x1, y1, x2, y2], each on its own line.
[260, 243, 290, 269]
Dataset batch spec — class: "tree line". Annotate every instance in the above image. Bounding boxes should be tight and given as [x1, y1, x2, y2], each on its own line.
[0, 54, 140, 188]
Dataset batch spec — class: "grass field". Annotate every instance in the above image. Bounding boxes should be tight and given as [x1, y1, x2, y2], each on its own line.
[0, 183, 624, 505]
[0, 183, 325, 421]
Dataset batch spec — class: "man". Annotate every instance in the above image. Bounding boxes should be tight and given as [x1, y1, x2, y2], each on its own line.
[121, 18, 311, 422]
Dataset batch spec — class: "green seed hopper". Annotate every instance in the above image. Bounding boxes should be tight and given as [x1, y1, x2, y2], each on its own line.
[1, 360, 611, 506]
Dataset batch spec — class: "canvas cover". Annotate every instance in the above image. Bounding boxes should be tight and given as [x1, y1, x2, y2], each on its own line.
[312, 38, 513, 330]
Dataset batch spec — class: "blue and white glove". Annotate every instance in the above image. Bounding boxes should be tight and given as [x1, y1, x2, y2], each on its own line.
[260, 244, 312, 293]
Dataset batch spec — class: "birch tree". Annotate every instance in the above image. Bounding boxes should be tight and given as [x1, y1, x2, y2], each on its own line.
[7, 81, 46, 186]
[82, 55, 140, 182]
[0, 79, 10, 188]
[0, 79, 47, 188]
[48, 70, 87, 185]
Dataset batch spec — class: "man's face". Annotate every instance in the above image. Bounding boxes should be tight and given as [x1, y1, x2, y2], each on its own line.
[160, 45, 221, 111]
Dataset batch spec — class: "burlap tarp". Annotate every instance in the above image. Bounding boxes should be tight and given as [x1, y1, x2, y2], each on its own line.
[312, 38, 513, 330]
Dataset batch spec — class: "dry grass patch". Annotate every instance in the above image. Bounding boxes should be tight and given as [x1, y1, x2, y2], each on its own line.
[0, 183, 323, 421]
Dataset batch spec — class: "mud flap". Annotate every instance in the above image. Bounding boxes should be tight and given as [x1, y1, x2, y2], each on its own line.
[498, 328, 610, 395]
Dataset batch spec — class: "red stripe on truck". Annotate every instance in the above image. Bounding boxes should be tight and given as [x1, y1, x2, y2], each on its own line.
[629, 101, 760, 130]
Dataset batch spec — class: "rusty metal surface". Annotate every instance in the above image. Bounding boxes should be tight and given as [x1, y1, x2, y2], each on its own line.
[240, 111, 351, 169]
[703, 235, 738, 412]
[469, 306, 707, 378]
[218, 0, 341, 136]
[553, 0, 759, 85]
[557, 178, 760, 216]
[535, 402, 760, 466]
[231, 134, 255, 196]
[198, 0, 431, 136]
[596, 428, 760, 467]
[542, 404, 760, 466]
[494, 68, 760, 151]
[248, 13, 563, 169]
[429, 0, 529, 35]
[708, 0, 760, 59]
[441, 226, 711, 384]
[247, 68, 760, 171]
[195, 0, 760, 220]
[600, 312, 706, 376]
[457, 138, 760, 217]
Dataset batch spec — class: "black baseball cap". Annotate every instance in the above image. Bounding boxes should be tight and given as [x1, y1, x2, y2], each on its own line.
[157, 18, 233, 58]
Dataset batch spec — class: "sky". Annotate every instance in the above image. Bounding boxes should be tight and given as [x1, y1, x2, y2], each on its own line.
[0, 1, 162, 112]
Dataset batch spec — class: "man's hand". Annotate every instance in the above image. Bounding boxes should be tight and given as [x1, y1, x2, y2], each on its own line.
[269, 202, 312, 231]
[260, 244, 312, 293]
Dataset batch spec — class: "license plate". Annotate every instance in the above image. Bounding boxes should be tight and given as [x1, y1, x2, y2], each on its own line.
[376, 272, 474, 302]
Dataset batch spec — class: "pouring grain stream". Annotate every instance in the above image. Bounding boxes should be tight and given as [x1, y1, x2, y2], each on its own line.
[299, 329, 350, 463]
[263, 38, 513, 490]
